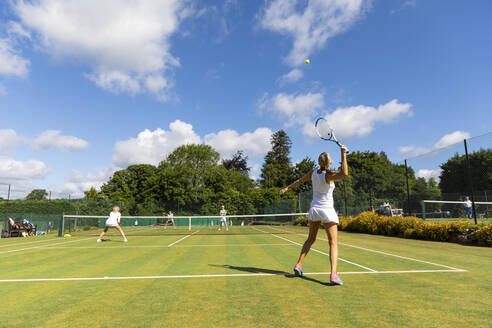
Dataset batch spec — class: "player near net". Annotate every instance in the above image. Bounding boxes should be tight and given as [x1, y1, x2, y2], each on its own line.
[165, 211, 176, 229]
[218, 205, 229, 231]
[97, 206, 128, 243]
[280, 146, 348, 285]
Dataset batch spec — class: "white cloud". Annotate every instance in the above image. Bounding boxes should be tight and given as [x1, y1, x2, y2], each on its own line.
[31, 130, 89, 152]
[260, 92, 412, 140]
[260, 92, 325, 132]
[398, 145, 428, 157]
[13, 0, 189, 101]
[113, 120, 274, 169]
[323, 99, 412, 139]
[434, 131, 470, 149]
[390, 0, 416, 15]
[0, 37, 30, 77]
[0, 129, 22, 156]
[400, 130, 470, 158]
[416, 169, 441, 181]
[249, 163, 262, 180]
[54, 168, 111, 198]
[0, 158, 49, 181]
[112, 120, 202, 168]
[278, 68, 304, 84]
[260, 0, 368, 66]
[204, 128, 273, 159]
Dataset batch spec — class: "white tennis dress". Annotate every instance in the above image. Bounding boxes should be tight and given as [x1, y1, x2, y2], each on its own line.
[105, 211, 121, 227]
[308, 171, 339, 224]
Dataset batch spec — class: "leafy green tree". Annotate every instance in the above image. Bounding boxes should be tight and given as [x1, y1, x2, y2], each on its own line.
[261, 130, 292, 188]
[439, 149, 492, 194]
[83, 187, 105, 200]
[292, 157, 316, 193]
[222, 150, 249, 173]
[26, 189, 48, 200]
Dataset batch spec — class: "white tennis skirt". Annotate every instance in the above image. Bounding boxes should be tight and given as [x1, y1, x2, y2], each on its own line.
[308, 207, 339, 224]
[105, 220, 119, 227]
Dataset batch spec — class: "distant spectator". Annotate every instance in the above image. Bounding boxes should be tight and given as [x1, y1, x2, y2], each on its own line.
[464, 196, 473, 219]
[47, 221, 52, 234]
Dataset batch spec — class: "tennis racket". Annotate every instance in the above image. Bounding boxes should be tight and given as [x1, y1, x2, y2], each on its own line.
[315, 117, 348, 152]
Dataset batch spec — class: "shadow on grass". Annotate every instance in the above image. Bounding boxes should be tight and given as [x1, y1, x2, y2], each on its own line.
[209, 264, 336, 286]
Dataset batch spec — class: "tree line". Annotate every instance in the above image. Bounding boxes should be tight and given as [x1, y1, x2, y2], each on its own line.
[3, 130, 491, 216]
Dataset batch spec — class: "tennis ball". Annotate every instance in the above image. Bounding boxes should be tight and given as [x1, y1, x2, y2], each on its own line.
[305, 59, 310, 64]
[64, 234, 71, 237]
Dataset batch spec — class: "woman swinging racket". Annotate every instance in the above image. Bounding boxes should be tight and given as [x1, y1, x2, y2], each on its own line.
[280, 146, 348, 285]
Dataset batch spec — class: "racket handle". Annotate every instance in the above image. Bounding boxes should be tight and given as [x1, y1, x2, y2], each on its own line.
[337, 142, 349, 154]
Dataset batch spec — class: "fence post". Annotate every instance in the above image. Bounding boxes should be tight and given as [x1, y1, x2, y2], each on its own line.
[463, 139, 478, 224]
[405, 159, 411, 216]
[421, 201, 425, 220]
[58, 213, 64, 237]
[188, 217, 191, 231]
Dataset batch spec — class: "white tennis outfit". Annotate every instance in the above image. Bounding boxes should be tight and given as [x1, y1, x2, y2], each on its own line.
[220, 210, 227, 223]
[105, 211, 121, 227]
[308, 171, 339, 224]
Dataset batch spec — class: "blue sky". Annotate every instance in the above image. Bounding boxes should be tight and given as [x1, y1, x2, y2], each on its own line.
[0, 0, 491, 199]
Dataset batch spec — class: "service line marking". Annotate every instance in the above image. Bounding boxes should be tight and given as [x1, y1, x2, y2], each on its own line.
[252, 227, 377, 272]
[167, 230, 200, 247]
[267, 226, 467, 272]
[0, 269, 466, 283]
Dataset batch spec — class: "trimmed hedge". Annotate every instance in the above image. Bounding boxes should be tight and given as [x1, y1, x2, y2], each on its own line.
[338, 211, 492, 246]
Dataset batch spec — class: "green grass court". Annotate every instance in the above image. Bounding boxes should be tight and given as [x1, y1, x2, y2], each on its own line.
[1, 226, 491, 328]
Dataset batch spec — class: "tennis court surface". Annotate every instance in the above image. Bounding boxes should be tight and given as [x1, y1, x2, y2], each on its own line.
[1, 226, 490, 328]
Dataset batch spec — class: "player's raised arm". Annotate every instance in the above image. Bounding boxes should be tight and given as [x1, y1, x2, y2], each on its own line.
[280, 170, 314, 195]
[326, 146, 348, 182]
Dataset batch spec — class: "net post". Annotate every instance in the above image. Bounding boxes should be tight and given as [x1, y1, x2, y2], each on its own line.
[188, 217, 191, 231]
[58, 213, 64, 237]
[464, 139, 478, 224]
[421, 201, 425, 220]
[405, 159, 411, 216]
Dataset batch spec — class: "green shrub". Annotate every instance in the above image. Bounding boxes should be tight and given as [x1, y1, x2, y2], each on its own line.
[336, 211, 489, 246]
[294, 216, 308, 226]
[83, 225, 90, 231]
[476, 224, 492, 246]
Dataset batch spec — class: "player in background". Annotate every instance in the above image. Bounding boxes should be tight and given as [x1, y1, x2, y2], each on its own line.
[280, 146, 348, 285]
[464, 196, 473, 219]
[218, 205, 228, 231]
[165, 211, 176, 229]
[97, 206, 128, 243]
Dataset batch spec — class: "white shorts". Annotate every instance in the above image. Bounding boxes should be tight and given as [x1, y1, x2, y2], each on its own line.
[308, 207, 339, 224]
[105, 220, 119, 227]
[220, 217, 227, 223]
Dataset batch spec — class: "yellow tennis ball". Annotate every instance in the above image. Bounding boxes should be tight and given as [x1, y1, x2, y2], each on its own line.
[305, 59, 310, 64]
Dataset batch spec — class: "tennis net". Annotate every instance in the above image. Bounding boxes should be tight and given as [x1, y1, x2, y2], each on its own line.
[61, 213, 308, 236]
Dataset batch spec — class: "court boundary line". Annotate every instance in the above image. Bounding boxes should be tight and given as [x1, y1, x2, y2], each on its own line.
[0, 269, 466, 283]
[267, 226, 466, 271]
[0, 237, 62, 249]
[252, 227, 378, 272]
[167, 230, 200, 247]
[0, 237, 95, 255]
[41, 243, 296, 249]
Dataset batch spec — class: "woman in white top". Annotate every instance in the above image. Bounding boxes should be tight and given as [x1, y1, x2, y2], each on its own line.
[218, 206, 228, 231]
[280, 146, 348, 285]
[97, 206, 128, 243]
[165, 211, 175, 229]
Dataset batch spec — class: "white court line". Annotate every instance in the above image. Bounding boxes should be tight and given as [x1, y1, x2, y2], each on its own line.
[167, 230, 200, 247]
[0, 237, 63, 248]
[252, 227, 377, 272]
[267, 226, 466, 272]
[0, 269, 466, 283]
[0, 237, 95, 255]
[41, 243, 295, 249]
